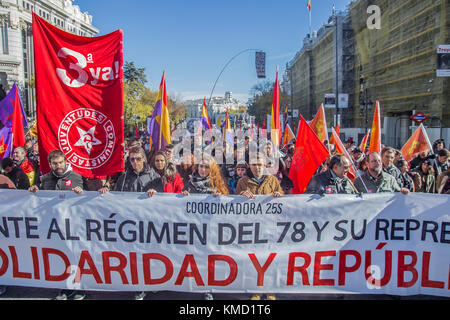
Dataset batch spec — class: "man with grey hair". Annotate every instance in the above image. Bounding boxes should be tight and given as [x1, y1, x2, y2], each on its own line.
[354, 152, 409, 194]
[381, 147, 403, 187]
[306, 154, 358, 194]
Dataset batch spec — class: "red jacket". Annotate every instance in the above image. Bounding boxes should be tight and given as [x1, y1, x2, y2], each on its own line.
[163, 173, 184, 193]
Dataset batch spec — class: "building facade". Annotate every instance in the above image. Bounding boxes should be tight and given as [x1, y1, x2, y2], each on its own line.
[186, 92, 242, 124]
[0, 0, 98, 120]
[350, 0, 449, 147]
[288, 9, 355, 129]
[287, 0, 449, 147]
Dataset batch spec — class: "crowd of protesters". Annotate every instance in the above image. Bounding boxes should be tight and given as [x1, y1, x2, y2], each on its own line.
[0, 131, 449, 300]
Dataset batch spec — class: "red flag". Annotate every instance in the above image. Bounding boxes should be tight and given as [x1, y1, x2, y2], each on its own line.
[369, 100, 382, 153]
[33, 13, 124, 177]
[289, 115, 329, 194]
[359, 129, 370, 152]
[308, 104, 328, 143]
[329, 123, 340, 145]
[401, 124, 433, 162]
[282, 123, 295, 147]
[11, 88, 26, 148]
[134, 122, 140, 139]
[331, 128, 356, 180]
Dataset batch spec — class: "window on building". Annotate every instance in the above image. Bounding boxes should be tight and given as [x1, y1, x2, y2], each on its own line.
[1, 20, 8, 54]
[22, 29, 28, 79]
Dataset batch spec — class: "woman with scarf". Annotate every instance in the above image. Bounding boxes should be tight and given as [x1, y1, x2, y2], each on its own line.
[182, 153, 229, 300]
[182, 153, 229, 197]
[150, 151, 184, 193]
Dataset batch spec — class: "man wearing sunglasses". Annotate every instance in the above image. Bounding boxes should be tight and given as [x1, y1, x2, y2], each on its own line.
[113, 146, 160, 198]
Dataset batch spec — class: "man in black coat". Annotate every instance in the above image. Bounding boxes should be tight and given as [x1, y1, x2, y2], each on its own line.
[306, 154, 358, 194]
[29, 150, 83, 193]
[28, 149, 84, 300]
[1, 157, 30, 190]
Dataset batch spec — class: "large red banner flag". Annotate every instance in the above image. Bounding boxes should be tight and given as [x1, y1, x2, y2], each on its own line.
[32, 13, 124, 177]
[289, 114, 329, 194]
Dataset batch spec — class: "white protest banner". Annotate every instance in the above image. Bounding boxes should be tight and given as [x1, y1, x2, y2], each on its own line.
[0, 190, 449, 297]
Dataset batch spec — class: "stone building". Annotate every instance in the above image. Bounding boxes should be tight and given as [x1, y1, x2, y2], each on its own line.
[350, 0, 449, 147]
[288, 9, 355, 128]
[287, 0, 449, 146]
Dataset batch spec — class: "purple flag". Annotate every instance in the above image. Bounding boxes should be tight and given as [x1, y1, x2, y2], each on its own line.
[0, 126, 13, 159]
[148, 99, 163, 151]
[0, 83, 28, 128]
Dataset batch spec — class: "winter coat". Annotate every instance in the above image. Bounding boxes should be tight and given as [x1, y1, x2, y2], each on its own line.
[413, 168, 435, 193]
[154, 173, 184, 193]
[383, 165, 403, 188]
[5, 166, 30, 190]
[305, 169, 357, 194]
[353, 171, 401, 193]
[235, 169, 283, 196]
[114, 166, 160, 192]
[40, 167, 84, 191]
[227, 175, 242, 194]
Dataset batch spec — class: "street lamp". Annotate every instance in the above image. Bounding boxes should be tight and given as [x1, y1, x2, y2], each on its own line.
[208, 48, 264, 108]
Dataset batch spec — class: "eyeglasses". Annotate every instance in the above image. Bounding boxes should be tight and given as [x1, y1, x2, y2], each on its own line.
[130, 156, 143, 162]
[198, 164, 210, 169]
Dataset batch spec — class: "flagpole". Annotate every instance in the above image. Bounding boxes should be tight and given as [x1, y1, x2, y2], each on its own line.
[309, 6, 312, 36]
[420, 123, 434, 155]
[332, 127, 369, 194]
[10, 133, 14, 152]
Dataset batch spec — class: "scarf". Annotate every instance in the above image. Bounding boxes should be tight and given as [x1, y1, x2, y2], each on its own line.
[189, 171, 215, 194]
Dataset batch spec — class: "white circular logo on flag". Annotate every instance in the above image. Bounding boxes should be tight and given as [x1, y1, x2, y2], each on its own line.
[58, 108, 116, 170]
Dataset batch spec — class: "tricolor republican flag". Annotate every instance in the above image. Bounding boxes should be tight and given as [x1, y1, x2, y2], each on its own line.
[149, 72, 171, 152]
[270, 68, 281, 147]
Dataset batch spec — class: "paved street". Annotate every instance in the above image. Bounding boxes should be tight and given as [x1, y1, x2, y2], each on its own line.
[0, 286, 447, 300]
